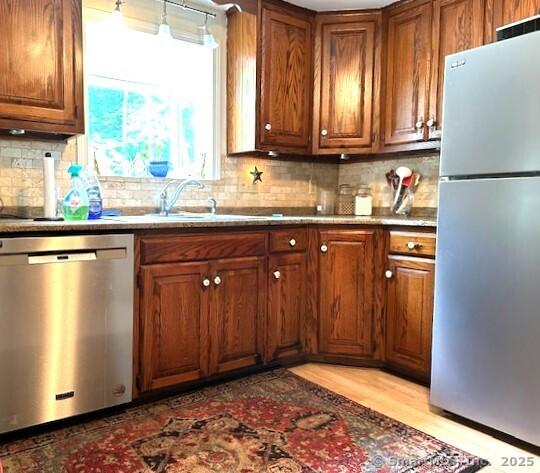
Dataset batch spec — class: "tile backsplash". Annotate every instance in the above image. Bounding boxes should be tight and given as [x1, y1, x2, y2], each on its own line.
[0, 138, 439, 215]
[0, 138, 338, 214]
[338, 154, 440, 209]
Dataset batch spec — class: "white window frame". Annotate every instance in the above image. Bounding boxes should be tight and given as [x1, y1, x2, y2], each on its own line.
[77, 1, 225, 181]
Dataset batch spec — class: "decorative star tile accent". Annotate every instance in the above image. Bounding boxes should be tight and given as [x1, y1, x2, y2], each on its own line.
[250, 166, 263, 184]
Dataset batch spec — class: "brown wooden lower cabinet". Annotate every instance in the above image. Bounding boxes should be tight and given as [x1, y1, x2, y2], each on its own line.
[318, 230, 376, 359]
[139, 262, 210, 392]
[209, 256, 266, 374]
[267, 252, 307, 361]
[136, 227, 437, 395]
[385, 254, 435, 381]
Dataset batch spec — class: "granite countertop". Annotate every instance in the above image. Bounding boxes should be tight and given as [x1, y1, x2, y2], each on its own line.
[0, 213, 436, 234]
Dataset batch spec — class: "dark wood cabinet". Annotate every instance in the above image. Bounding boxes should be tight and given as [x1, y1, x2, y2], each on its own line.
[139, 262, 210, 391]
[428, 0, 486, 140]
[0, 0, 84, 136]
[226, 1, 313, 155]
[267, 252, 306, 361]
[318, 230, 376, 359]
[259, 4, 313, 152]
[209, 256, 266, 374]
[385, 255, 435, 382]
[312, 13, 381, 154]
[383, 1, 432, 148]
[485, 0, 540, 42]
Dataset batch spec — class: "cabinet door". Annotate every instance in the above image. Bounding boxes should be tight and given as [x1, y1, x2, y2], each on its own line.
[315, 17, 378, 152]
[259, 5, 312, 151]
[383, 2, 432, 146]
[140, 262, 210, 391]
[209, 256, 266, 374]
[0, 0, 84, 135]
[319, 230, 375, 358]
[428, 0, 485, 140]
[486, 0, 540, 42]
[386, 255, 435, 381]
[267, 252, 306, 361]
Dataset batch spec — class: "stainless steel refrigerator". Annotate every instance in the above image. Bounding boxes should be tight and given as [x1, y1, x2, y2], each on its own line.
[431, 29, 540, 446]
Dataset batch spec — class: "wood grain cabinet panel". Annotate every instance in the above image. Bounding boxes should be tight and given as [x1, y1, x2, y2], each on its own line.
[383, 1, 432, 147]
[428, 0, 485, 140]
[139, 262, 210, 391]
[318, 230, 375, 358]
[267, 252, 306, 361]
[209, 256, 266, 374]
[313, 14, 381, 153]
[486, 0, 540, 42]
[259, 5, 313, 151]
[386, 255, 435, 381]
[0, 0, 84, 135]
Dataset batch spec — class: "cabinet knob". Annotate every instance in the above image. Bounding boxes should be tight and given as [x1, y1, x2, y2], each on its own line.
[385, 270, 393, 279]
[289, 238, 296, 247]
[265, 123, 272, 131]
[321, 129, 328, 136]
[273, 270, 281, 280]
[407, 241, 422, 250]
[202, 278, 211, 288]
[214, 275, 222, 286]
[427, 117, 435, 128]
[320, 244, 328, 253]
[415, 120, 424, 130]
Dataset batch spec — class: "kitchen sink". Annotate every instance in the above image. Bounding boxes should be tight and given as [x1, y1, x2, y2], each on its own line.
[102, 213, 272, 222]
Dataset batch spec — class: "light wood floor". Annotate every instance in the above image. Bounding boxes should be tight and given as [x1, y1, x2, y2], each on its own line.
[289, 363, 540, 473]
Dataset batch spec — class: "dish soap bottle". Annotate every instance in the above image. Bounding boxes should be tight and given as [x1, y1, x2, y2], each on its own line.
[63, 164, 89, 221]
[85, 150, 103, 219]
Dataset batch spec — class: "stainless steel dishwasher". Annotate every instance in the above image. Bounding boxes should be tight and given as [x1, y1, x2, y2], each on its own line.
[0, 234, 134, 434]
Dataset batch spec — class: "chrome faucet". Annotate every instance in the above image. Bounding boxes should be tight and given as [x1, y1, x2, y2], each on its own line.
[159, 179, 206, 216]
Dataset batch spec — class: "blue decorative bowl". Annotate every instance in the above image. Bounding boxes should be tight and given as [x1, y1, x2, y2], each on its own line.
[149, 161, 170, 178]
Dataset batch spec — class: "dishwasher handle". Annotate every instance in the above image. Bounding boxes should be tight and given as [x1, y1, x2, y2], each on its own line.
[0, 248, 127, 267]
[28, 252, 97, 265]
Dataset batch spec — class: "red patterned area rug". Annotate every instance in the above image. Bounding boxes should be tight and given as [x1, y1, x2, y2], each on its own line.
[0, 369, 488, 472]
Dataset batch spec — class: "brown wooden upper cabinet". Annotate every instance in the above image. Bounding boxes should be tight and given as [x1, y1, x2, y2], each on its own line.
[485, 0, 540, 42]
[259, 5, 313, 152]
[318, 229, 376, 360]
[383, 0, 487, 149]
[227, 1, 313, 155]
[312, 13, 382, 154]
[383, 0, 433, 149]
[429, 0, 486, 140]
[0, 0, 84, 137]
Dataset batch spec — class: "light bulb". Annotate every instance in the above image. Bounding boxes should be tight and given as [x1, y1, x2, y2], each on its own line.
[158, 0, 173, 39]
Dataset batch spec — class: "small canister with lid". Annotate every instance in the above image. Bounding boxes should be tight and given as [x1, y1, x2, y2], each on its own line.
[354, 185, 373, 216]
[336, 184, 354, 215]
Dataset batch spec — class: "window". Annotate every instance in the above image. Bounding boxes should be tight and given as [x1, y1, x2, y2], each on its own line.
[85, 20, 217, 179]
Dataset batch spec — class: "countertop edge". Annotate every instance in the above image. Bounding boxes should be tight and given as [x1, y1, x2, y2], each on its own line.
[0, 215, 437, 234]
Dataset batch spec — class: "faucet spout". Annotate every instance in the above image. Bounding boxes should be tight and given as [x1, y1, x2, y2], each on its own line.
[159, 179, 206, 216]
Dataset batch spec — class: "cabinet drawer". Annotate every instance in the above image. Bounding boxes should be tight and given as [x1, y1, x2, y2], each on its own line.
[269, 229, 308, 253]
[389, 231, 436, 257]
[140, 232, 266, 264]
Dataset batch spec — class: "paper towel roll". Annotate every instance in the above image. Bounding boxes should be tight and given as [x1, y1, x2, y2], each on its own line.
[43, 153, 57, 219]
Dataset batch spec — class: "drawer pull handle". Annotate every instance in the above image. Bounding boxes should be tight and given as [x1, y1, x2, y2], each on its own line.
[273, 270, 281, 280]
[407, 241, 422, 250]
[202, 278, 211, 288]
[385, 270, 393, 279]
[289, 238, 296, 247]
[265, 123, 272, 131]
[320, 244, 328, 253]
[214, 276, 222, 286]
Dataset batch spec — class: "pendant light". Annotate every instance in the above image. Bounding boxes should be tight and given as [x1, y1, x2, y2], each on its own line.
[158, 0, 173, 39]
[111, 0, 125, 29]
[201, 13, 218, 49]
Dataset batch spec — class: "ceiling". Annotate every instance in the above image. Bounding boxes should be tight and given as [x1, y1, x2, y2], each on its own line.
[287, 0, 396, 10]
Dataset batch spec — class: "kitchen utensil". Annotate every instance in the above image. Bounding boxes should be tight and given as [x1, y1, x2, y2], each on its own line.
[392, 167, 412, 208]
